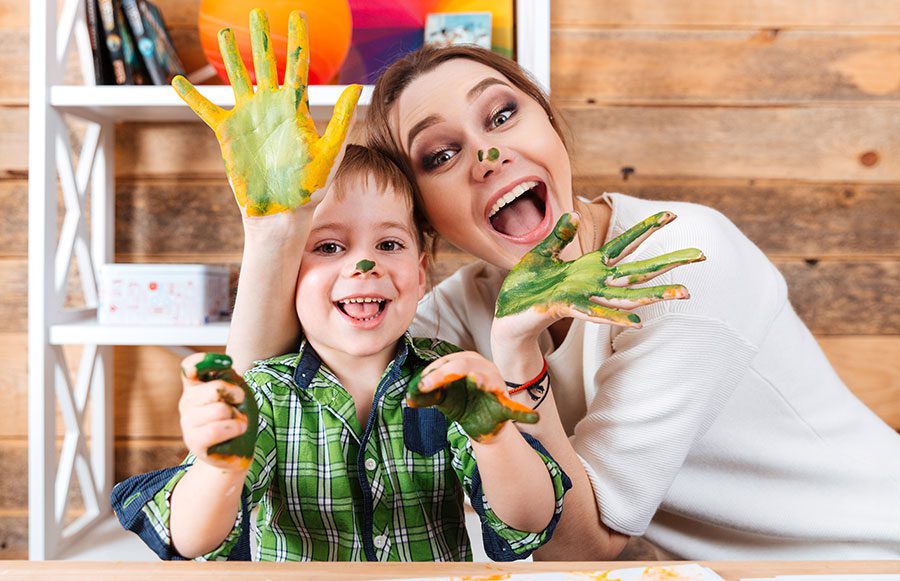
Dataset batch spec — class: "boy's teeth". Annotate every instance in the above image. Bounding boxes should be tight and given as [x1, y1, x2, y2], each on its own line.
[489, 181, 539, 218]
[339, 297, 385, 320]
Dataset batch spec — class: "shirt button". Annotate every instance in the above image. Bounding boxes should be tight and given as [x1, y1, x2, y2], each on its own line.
[373, 534, 387, 548]
[364, 458, 377, 471]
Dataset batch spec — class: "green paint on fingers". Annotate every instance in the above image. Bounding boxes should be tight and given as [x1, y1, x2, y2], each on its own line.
[356, 259, 375, 273]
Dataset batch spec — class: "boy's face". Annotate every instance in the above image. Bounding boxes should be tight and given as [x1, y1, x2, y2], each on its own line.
[296, 176, 427, 363]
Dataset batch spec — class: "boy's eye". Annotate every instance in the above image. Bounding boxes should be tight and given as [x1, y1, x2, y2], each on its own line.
[315, 242, 343, 254]
[377, 240, 405, 252]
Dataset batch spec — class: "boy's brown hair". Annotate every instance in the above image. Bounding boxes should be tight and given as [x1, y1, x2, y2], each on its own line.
[331, 144, 430, 253]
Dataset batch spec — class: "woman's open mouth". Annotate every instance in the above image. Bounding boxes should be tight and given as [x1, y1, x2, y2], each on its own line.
[487, 180, 549, 240]
[335, 297, 389, 326]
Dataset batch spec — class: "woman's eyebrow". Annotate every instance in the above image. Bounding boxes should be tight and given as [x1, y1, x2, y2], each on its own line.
[407, 115, 440, 151]
[466, 78, 510, 101]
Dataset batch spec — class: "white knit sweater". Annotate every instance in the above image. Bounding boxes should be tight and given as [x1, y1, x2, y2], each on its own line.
[411, 192, 900, 559]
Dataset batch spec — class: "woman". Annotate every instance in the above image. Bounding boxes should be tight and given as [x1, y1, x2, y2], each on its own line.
[222, 41, 900, 558]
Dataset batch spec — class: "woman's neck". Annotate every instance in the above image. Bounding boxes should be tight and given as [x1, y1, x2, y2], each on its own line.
[573, 195, 613, 256]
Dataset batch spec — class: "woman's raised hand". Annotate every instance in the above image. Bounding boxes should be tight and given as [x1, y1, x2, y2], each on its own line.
[172, 10, 361, 217]
[495, 212, 706, 334]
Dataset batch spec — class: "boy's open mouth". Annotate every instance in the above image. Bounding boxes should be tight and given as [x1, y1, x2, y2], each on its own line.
[335, 297, 388, 322]
[487, 180, 548, 238]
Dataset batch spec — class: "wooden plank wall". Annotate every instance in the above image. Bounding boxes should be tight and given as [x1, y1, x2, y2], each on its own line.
[1, 0, 898, 558]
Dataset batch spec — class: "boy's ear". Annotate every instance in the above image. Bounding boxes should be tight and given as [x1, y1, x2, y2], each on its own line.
[417, 251, 429, 300]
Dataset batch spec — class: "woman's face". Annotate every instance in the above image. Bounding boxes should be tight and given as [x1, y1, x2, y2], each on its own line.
[391, 59, 575, 270]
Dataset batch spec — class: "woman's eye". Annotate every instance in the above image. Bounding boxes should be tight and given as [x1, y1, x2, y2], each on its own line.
[424, 148, 457, 170]
[490, 103, 516, 129]
[315, 242, 343, 254]
[377, 240, 405, 252]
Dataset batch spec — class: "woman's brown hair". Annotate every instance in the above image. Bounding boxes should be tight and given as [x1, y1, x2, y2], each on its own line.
[365, 44, 568, 236]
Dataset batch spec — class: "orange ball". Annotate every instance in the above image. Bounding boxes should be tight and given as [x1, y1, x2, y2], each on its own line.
[198, 1, 352, 85]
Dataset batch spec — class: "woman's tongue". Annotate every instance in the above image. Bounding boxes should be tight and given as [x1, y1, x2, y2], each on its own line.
[342, 301, 380, 319]
[491, 194, 544, 237]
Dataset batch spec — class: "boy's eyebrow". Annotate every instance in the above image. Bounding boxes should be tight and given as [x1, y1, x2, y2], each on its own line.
[308, 220, 413, 236]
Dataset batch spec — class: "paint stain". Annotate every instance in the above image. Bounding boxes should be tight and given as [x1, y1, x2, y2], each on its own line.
[487, 147, 500, 161]
[621, 166, 635, 181]
[859, 151, 879, 167]
[356, 259, 375, 273]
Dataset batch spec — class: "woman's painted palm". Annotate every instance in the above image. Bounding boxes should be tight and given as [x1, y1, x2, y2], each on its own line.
[172, 10, 361, 216]
[496, 212, 706, 325]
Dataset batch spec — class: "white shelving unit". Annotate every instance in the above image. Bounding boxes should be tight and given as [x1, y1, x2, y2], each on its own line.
[28, 0, 550, 560]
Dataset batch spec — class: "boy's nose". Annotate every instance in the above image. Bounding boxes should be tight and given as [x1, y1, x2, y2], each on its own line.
[350, 259, 378, 277]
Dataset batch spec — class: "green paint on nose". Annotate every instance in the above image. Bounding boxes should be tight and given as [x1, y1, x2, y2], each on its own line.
[356, 259, 375, 273]
[477, 150, 484, 162]
[487, 147, 500, 161]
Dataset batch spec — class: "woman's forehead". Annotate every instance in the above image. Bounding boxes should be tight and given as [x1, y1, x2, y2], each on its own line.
[394, 60, 512, 145]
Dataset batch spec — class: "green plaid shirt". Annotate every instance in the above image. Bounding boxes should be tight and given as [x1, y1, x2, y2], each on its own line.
[140, 335, 568, 561]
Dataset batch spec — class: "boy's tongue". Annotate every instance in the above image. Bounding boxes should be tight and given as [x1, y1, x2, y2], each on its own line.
[491, 195, 543, 237]
[343, 301, 380, 319]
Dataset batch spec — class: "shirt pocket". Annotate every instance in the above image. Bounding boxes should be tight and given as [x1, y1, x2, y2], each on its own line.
[402, 406, 448, 456]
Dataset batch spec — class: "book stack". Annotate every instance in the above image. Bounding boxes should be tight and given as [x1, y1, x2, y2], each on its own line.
[86, 0, 185, 85]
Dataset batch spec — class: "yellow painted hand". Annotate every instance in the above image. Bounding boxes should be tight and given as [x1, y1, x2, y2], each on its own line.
[172, 10, 362, 216]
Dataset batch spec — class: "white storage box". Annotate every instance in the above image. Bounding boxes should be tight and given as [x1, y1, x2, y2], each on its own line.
[98, 264, 231, 326]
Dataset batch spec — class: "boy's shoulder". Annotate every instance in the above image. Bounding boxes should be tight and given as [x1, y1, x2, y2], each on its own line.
[244, 351, 302, 384]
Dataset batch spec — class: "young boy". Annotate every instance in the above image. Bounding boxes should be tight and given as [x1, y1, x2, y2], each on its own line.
[112, 145, 569, 562]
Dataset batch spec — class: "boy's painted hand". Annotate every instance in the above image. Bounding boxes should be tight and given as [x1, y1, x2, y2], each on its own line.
[179, 353, 258, 471]
[495, 212, 706, 333]
[407, 352, 538, 442]
[172, 9, 361, 217]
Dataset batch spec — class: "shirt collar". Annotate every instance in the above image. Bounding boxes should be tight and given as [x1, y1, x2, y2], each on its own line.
[291, 332, 435, 390]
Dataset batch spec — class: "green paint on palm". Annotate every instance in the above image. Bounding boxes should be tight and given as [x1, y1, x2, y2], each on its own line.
[172, 9, 362, 217]
[356, 259, 375, 273]
[495, 213, 706, 325]
[407, 371, 537, 442]
[217, 88, 314, 214]
[196, 353, 258, 463]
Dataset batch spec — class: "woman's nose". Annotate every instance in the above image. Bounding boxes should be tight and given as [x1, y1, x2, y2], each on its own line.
[473, 146, 509, 181]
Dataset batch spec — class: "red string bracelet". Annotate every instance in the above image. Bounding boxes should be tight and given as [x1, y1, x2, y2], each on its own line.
[505, 359, 548, 394]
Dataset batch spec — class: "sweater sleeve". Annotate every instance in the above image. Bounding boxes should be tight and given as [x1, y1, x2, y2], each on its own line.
[573, 312, 758, 536]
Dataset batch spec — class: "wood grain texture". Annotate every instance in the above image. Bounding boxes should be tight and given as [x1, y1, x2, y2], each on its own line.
[552, 30, 900, 103]
[5, 178, 893, 259]
[561, 105, 900, 183]
[820, 336, 900, 429]
[572, 178, 900, 256]
[0, 108, 895, 183]
[551, 0, 900, 28]
[0, 514, 27, 559]
[115, 180, 243, 256]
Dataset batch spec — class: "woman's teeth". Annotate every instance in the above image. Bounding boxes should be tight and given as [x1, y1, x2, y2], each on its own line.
[489, 181, 539, 218]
